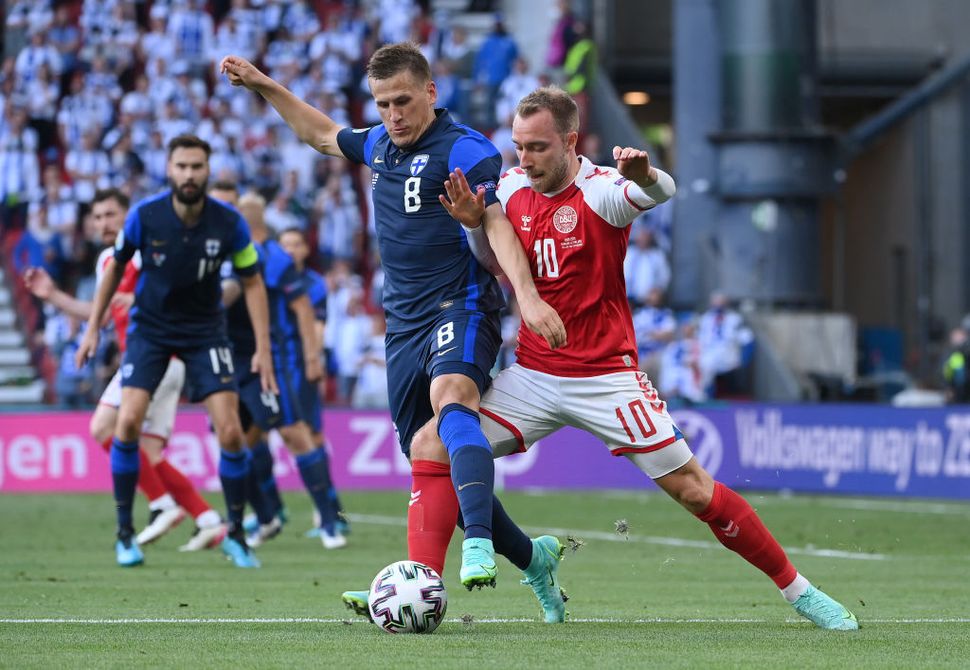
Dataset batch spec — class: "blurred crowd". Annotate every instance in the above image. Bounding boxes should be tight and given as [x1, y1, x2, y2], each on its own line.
[0, 0, 754, 407]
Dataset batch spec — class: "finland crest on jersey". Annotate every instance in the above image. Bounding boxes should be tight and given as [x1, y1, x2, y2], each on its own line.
[410, 154, 430, 176]
[205, 239, 221, 256]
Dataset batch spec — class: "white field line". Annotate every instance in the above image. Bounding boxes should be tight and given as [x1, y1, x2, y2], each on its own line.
[345, 513, 888, 562]
[592, 490, 970, 517]
[0, 617, 970, 626]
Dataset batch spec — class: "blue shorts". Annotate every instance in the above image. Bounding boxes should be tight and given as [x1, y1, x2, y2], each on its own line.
[123, 332, 236, 403]
[386, 309, 501, 456]
[235, 351, 304, 432]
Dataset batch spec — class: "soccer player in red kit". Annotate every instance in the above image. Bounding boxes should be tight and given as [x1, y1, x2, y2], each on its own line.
[353, 86, 858, 630]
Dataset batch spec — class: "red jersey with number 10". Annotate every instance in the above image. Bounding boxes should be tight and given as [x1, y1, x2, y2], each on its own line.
[497, 157, 670, 377]
[96, 247, 141, 352]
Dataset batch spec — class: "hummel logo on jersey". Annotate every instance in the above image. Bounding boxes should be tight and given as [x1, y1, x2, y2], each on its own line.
[437, 346, 457, 357]
[586, 167, 611, 180]
[409, 490, 421, 507]
[410, 154, 430, 176]
[520, 215, 532, 230]
[719, 520, 740, 538]
[205, 239, 221, 257]
[457, 481, 485, 491]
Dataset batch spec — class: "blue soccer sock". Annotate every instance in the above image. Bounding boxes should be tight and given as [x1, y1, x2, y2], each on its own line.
[491, 495, 532, 570]
[438, 403, 494, 541]
[296, 448, 339, 532]
[317, 443, 344, 515]
[110, 437, 140, 534]
[219, 449, 250, 531]
[244, 450, 276, 525]
[249, 439, 282, 515]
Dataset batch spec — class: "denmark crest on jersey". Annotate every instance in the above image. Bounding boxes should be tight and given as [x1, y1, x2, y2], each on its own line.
[553, 205, 578, 234]
[410, 154, 430, 176]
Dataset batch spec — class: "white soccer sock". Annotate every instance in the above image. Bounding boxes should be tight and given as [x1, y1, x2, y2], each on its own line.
[196, 509, 222, 529]
[148, 494, 176, 511]
[780, 573, 811, 603]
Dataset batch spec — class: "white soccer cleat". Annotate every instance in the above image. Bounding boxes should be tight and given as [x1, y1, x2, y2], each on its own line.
[136, 507, 186, 546]
[320, 528, 347, 550]
[246, 517, 283, 548]
[178, 523, 228, 552]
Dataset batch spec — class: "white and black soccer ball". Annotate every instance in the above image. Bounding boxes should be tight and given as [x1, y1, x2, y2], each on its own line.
[367, 560, 448, 634]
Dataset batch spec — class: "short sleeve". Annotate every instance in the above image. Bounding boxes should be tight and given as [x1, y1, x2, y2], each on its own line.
[449, 134, 502, 209]
[336, 125, 386, 167]
[277, 262, 306, 304]
[113, 207, 141, 264]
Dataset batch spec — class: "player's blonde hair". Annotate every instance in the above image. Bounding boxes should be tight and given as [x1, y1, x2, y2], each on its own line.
[238, 191, 266, 211]
[516, 86, 580, 138]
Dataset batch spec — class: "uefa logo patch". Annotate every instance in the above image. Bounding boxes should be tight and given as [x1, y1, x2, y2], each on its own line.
[552, 205, 578, 234]
[410, 154, 430, 176]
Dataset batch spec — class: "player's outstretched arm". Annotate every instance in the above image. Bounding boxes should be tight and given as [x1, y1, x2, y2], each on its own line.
[220, 55, 346, 159]
[24, 266, 93, 321]
[239, 272, 279, 394]
[75, 257, 124, 367]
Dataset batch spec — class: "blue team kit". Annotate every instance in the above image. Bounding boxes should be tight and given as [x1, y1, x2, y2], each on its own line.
[336, 109, 505, 453]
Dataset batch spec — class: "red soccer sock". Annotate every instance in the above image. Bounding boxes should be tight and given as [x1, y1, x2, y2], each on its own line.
[407, 460, 459, 577]
[695, 481, 798, 589]
[154, 459, 212, 519]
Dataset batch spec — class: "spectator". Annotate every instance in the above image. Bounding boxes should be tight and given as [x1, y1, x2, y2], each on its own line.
[65, 130, 111, 204]
[660, 320, 708, 405]
[697, 291, 755, 389]
[943, 326, 970, 403]
[315, 173, 362, 264]
[473, 16, 519, 126]
[546, 0, 577, 69]
[633, 288, 677, 386]
[440, 24, 474, 78]
[47, 6, 81, 76]
[167, 0, 214, 76]
[25, 63, 60, 152]
[624, 224, 670, 308]
[352, 313, 389, 409]
[14, 27, 61, 85]
[14, 202, 66, 280]
[495, 57, 541, 125]
[563, 19, 596, 131]
[0, 114, 40, 232]
[37, 165, 78, 240]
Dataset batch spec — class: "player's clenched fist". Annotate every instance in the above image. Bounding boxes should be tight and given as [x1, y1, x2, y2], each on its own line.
[220, 55, 267, 90]
[612, 145, 658, 187]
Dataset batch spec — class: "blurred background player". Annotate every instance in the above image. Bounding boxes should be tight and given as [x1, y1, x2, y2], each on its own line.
[411, 87, 858, 630]
[221, 43, 565, 588]
[277, 226, 350, 538]
[75, 135, 276, 568]
[215, 186, 345, 549]
[23, 188, 225, 552]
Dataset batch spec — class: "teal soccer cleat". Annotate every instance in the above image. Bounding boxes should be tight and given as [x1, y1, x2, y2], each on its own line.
[521, 536, 568, 623]
[221, 534, 261, 568]
[792, 586, 859, 630]
[116, 533, 144, 567]
[341, 590, 372, 620]
[460, 538, 497, 590]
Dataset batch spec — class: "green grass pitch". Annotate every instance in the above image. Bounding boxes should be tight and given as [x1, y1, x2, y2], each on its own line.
[1, 489, 968, 669]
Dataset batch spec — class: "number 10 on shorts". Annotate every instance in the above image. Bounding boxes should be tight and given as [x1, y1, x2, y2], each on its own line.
[615, 399, 657, 443]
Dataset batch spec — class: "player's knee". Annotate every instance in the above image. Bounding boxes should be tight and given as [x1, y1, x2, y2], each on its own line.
[410, 422, 449, 463]
[215, 421, 244, 450]
[89, 414, 113, 444]
[114, 411, 141, 441]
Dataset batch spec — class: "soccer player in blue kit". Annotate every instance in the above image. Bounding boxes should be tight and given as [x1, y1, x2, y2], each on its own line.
[217, 190, 345, 549]
[277, 226, 349, 537]
[76, 135, 276, 568]
[221, 43, 567, 591]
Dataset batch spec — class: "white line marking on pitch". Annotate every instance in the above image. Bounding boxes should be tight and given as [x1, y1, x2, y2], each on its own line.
[345, 513, 887, 561]
[0, 617, 970, 625]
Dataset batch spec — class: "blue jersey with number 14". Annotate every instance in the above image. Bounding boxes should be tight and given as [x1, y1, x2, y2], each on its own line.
[336, 109, 505, 333]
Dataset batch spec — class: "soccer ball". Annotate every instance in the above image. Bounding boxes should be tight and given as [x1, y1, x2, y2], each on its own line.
[367, 560, 448, 634]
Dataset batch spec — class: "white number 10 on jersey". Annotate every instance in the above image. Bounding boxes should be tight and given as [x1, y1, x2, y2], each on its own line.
[533, 238, 560, 278]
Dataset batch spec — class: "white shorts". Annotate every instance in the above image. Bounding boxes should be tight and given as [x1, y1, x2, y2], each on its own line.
[99, 358, 185, 441]
[479, 364, 693, 479]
